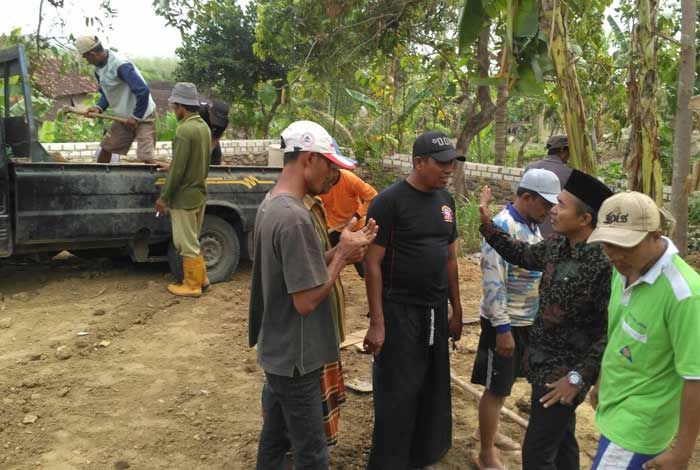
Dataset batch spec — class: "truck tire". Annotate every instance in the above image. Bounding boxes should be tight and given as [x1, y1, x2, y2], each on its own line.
[167, 214, 241, 284]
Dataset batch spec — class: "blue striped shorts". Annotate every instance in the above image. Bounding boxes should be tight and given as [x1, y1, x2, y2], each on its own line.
[591, 436, 659, 470]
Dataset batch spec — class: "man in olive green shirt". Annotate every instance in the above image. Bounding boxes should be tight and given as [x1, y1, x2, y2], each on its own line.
[155, 82, 211, 297]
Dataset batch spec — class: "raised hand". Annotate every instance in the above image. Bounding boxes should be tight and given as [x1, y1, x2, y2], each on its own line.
[479, 185, 493, 225]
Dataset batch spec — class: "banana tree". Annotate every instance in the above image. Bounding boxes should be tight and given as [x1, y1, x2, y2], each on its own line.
[458, 0, 598, 173]
[539, 0, 596, 173]
[626, 0, 664, 205]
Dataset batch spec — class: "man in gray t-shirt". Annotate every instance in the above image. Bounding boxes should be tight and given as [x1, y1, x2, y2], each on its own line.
[248, 121, 376, 469]
[524, 135, 572, 238]
[249, 193, 338, 375]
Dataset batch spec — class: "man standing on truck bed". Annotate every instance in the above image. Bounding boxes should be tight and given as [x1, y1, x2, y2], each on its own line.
[155, 82, 211, 298]
[75, 35, 157, 164]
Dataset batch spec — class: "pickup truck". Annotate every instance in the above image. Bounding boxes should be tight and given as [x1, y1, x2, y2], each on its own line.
[0, 45, 279, 283]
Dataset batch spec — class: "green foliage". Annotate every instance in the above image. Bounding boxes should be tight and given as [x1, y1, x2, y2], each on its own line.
[154, 0, 287, 137]
[131, 57, 178, 82]
[458, 0, 489, 53]
[39, 114, 105, 143]
[156, 112, 179, 141]
[597, 161, 626, 183]
[455, 194, 483, 254]
[689, 193, 700, 226]
[171, 1, 286, 102]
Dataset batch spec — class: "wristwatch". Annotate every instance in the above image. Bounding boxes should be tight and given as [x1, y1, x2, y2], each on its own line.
[567, 371, 583, 388]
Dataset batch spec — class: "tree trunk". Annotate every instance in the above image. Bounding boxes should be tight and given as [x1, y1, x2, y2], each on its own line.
[494, 44, 509, 166]
[455, 26, 490, 198]
[453, 22, 511, 198]
[626, 0, 663, 205]
[540, 0, 596, 174]
[671, 0, 697, 255]
[494, 83, 509, 166]
[516, 137, 530, 167]
[536, 109, 545, 143]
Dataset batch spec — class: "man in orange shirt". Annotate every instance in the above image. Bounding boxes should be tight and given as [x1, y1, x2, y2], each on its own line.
[320, 167, 378, 277]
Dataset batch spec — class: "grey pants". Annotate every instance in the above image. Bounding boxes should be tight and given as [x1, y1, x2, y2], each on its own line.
[256, 369, 328, 470]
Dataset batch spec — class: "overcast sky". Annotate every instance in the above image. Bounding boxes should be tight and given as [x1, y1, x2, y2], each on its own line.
[0, 0, 185, 58]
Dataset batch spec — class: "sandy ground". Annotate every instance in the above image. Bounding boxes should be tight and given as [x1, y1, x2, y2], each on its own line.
[1, 255, 699, 470]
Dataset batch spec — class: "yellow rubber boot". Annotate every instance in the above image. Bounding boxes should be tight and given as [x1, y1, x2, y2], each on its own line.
[167, 256, 202, 297]
[199, 255, 211, 292]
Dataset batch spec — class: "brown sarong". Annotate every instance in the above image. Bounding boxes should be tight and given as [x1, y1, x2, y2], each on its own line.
[320, 361, 347, 446]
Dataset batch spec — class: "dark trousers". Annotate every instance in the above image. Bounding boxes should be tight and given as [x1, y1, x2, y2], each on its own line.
[328, 231, 365, 278]
[522, 385, 580, 470]
[368, 300, 452, 469]
[256, 369, 328, 470]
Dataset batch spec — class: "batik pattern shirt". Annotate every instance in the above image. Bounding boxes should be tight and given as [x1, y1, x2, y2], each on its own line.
[480, 204, 543, 331]
[480, 222, 611, 397]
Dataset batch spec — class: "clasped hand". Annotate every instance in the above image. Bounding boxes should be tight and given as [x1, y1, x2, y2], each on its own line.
[336, 217, 378, 264]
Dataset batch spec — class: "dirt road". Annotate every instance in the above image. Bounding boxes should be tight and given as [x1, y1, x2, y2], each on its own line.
[1, 255, 698, 469]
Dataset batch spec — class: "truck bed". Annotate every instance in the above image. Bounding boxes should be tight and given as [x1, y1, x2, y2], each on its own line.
[7, 162, 279, 254]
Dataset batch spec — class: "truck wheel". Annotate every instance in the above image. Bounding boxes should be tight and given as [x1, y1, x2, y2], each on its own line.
[167, 214, 241, 284]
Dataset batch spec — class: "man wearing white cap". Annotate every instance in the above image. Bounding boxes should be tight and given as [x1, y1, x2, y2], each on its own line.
[155, 82, 211, 297]
[587, 191, 700, 470]
[471, 169, 560, 470]
[248, 121, 377, 469]
[75, 35, 157, 163]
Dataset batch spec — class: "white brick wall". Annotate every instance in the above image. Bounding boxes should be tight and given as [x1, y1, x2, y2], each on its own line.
[383, 153, 672, 202]
[44, 139, 278, 162]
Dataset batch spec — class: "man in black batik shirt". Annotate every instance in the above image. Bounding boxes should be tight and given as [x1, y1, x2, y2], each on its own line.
[479, 170, 614, 470]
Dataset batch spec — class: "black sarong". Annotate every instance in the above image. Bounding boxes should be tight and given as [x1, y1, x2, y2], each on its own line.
[368, 299, 452, 469]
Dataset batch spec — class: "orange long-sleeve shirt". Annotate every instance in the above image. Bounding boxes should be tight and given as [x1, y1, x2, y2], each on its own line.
[319, 170, 378, 232]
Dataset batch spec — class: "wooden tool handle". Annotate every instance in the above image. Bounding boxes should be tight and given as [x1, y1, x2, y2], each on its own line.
[62, 106, 154, 124]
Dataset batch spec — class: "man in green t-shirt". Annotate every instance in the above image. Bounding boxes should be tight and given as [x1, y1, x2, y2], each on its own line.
[155, 82, 211, 297]
[587, 191, 700, 470]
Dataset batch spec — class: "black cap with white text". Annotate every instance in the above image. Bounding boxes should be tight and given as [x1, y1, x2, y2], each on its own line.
[412, 131, 466, 162]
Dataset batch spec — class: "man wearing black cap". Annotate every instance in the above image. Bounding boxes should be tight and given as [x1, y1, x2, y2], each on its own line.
[479, 169, 613, 470]
[525, 135, 573, 238]
[363, 131, 465, 469]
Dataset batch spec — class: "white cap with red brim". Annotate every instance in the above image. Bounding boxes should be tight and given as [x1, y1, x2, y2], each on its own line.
[280, 120, 356, 170]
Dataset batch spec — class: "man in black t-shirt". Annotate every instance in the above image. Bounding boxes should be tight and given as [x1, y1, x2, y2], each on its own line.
[364, 131, 465, 469]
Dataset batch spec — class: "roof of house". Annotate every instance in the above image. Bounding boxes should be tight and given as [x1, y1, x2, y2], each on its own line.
[32, 57, 98, 99]
[148, 80, 175, 115]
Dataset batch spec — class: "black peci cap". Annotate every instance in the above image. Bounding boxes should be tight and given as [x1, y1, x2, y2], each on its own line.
[412, 131, 466, 162]
[564, 169, 613, 212]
